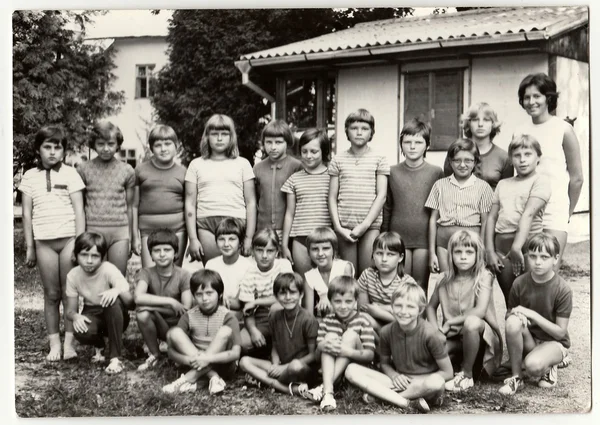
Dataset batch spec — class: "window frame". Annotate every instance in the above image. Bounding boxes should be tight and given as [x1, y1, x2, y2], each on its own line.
[135, 64, 156, 99]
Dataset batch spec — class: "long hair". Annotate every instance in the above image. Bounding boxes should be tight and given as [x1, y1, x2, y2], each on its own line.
[463, 102, 502, 140]
[440, 230, 487, 297]
[199, 114, 239, 159]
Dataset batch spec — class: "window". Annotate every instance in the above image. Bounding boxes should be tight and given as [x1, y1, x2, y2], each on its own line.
[404, 69, 463, 151]
[135, 64, 155, 99]
[119, 149, 137, 168]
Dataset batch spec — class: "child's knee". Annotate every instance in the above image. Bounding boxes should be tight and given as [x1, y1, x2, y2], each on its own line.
[344, 363, 361, 381]
[166, 326, 185, 344]
[136, 310, 152, 325]
[341, 329, 361, 346]
[523, 356, 546, 377]
[287, 359, 308, 376]
[505, 314, 524, 335]
[44, 286, 62, 304]
[238, 356, 252, 372]
[425, 373, 446, 392]
[463, 315, 483, 333]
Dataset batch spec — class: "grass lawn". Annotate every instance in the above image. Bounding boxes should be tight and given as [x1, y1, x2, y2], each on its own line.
[13, 232, 592, 417]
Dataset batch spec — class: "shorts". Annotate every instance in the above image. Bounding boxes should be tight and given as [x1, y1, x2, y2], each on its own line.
[197, 216, 246, 235]
[242, 306, 271, 339]
[542, 200, 570, 233]
[436, 225, 480, 250]
[533, 337, 569, 361]
[293, 236, 309, 249]
[494, 232, 534, 256]
[87, 225, 129, 247]
[139, 213, 186, 238]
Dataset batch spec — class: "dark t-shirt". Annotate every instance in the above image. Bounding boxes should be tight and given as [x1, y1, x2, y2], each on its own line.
[135, 266, 191, 302]
[269, 307, 319, 364]
[444, 144, 513, 190]
[508, 272, 572, 348]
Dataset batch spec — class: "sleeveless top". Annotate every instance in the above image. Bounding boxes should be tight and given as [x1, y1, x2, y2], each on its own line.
[305, 259, 354, 296]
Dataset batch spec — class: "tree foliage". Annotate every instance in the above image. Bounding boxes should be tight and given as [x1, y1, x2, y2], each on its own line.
[151, 8, 413, 163]
[13, 10, 125, 176]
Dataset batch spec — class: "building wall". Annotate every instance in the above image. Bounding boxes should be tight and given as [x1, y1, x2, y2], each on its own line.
[336, 65, 399, 166]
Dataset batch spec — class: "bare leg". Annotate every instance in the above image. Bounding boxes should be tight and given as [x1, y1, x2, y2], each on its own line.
[175, 231, 188, 267]
[345, 364, 409, 408]
[411, 249, 430, 293]
[497, 253, 516, 306]
[461, 316, 485, 377]
[357, 229, 379, 277]
[239, 356, 304, 394]
[397, 373, 445, 401]
[107, 239, 130, 277]
[404, 249, 413, 278]
[291, 240, 312, 275]
[543, 229, 568, 271]
[505, 315, 536, 377]
[337, 233, 358, 277]
[59, 237, 76, 356]
[523, 342, 565, 378]
[140, 236, 153, 268]
[197, 229, 220, 264]
[137, 310, 161, 357]
[35, 240, 62, 361]
[436, 247, 449, 274]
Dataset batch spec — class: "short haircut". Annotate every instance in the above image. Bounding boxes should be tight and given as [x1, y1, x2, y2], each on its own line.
[92, 121, 124, 147]
[344, 109, 375, 141]
[214, 217, 245, 241]
[400, 118, 431, 156]
[463, 102, 502, 140]
[391, 281, 427, 314]
[199, 114, 239, 159]
[261, 119, 294, 148]
[327, 275, 359, 301]
[190, 269, 225, 301]
[74, 231, 108, 259]
[147, 228, 179, 253]
[372, 232, 406, 274]
[518, 73, 559, 113]
[299, 128, 331, 164]
[508, 133, 543, 157]
[148, 124, 179, 150]
[34, 125, 68, 152]
[273, 272, 305, 296]
[526, 233, 561, 257]
[306, 227, 338, 257]
[446, 138, 481, 165]
[252, 228, 280, 251]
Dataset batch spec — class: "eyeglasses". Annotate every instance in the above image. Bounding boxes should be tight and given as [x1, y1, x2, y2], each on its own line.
[451, 159, 475, 166]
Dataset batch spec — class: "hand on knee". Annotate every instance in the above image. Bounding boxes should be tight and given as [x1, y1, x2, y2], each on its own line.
[462, 316, 483, 334]
[341, 329, 361, 347]
[505, 314, 525, 335]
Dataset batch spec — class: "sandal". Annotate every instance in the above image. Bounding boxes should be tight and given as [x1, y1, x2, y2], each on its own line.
[209, 375, 226, 395]
[304, 384, 324, 403]
[320, 392, 336, 411]
[105, 358, 125, 374]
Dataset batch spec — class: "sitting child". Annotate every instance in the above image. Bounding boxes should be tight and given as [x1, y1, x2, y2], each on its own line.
[358, 231, 417, 333]
[65, 232, 133, 374]
[346, 281, 453, 413]
[308, 276, 376, 411]
[239, 272, 319, 396]
[304, 227, 354, 317]
[135, 229, 193, 371]
[238, 228, 293, 353]
[162, 269, 242, 394]
[498, 233, 572, 396]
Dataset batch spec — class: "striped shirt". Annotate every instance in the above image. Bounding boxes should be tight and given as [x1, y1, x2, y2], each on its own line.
[177, 305, 242, 351]
[425, 175, 494, 227]
[19, 164, 85, 240]
[281, 168, 331, 237]
[358, 268, 417, 305]
[184, 157, 254, 219]
[316, 312, 376, 352]
[329, 147, 390, 229]
[238, 259, 293, 319]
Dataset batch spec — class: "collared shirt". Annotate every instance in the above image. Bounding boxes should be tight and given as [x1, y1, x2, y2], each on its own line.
[425, 174, 494, 227]
[254, 155, 302, 232]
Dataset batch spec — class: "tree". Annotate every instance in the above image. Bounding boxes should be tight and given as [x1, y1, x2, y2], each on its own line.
[151, 8, 413, 164]
[13, 10, 125, 178]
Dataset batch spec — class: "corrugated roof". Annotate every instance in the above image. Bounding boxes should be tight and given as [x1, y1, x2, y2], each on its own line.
[239, 6, 588, 62]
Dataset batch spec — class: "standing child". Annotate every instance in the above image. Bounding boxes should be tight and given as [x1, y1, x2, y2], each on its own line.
[307, 276, 376, 411]
[238, 228, 293, 353]
[328, 109, 389, 276]
[358, 232, 417, 333]
[382, 119, 444, 289]
[240, 273, 319, 396]
[425, 138, 494, 274]
[345, 282, 453, 413]
[281, 128, 332, 274]
[132, 125, 187, 267]
[185, 114, 256, 263]
[485, 134, 551, 304]
[77, 121, 135, 278]
[205, 217, 253, 315]
[162, 270, 242, 395]
[498, 233, 572, 395]
[253, 119, 302, 241]
[426, 230, 502, 392]
[134, 229, 193, 371]
[19, 125, 86, 361]
[304, 227, 354, 317]
[65, 232, 133, 374]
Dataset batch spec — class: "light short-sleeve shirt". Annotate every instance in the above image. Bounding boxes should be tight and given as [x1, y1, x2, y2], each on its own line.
[238, 259, 293, 319]
[18, 164, 85, 240]
[329, 147, 390, 229]
[205, 255, 253, 300]
[316, 312, 376, 352]
[357, 268, 417, 305]
[66, 262, 129, 306]
[493, 174, 551, 234]
[185, 157, 254, 219]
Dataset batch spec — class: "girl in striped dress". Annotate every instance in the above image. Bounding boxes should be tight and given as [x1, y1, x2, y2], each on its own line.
[281, 128, 332, 274]
[328, 109, 390, 277]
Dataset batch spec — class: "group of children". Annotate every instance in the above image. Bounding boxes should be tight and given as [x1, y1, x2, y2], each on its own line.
[19, 72, 580, 412]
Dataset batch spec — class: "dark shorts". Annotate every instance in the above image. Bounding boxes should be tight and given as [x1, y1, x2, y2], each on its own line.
[87, 225, 129, 247]
[293, 236, 309, 249]
[139, 213, 186, 238]
[436, 225, 480, 250]
[197, 216, 246, 235]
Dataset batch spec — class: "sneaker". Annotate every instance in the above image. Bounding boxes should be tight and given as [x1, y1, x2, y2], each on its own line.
[306, 384, 324, 403]
[557, 355, 572, 369]
[409, 397, 430, 413]
[538, 365, 558, 388]
[137, 354, 158, 371]
[445, 371, 474, 392]
[159, 341, 169, 353]
[244, 373, 262, 389]
[320, 392, 336, 411]
[209, 375, 226, 395]
[498, 375, 523, 396]
[162, 374, 197, 394]
[362, 392, 373, 404]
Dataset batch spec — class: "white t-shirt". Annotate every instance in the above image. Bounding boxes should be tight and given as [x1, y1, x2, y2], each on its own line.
[205, 255, 253, 300]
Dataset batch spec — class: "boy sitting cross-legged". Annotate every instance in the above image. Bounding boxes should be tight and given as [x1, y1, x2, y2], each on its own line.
[239, 272, 319, 396]
[162, 269, 242, 395]
[498, 233, 573, 396]
[135, 229, 193, 371]
[307, 276, 376, 411]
